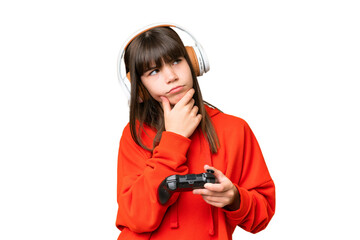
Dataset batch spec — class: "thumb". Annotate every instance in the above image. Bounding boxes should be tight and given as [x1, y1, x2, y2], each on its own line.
[160, 96, 171, 114]
[204, 165, 226, 183]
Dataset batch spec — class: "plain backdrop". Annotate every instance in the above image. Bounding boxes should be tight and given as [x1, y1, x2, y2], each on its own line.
[1, 0, 359, 239]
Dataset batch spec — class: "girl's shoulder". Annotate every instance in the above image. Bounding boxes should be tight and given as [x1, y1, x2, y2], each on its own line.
[205, 105, 249, 129]
[120, 122, 156, 148]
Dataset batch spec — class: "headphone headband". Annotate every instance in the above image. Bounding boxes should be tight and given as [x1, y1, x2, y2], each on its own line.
[117, 23, 210, 103]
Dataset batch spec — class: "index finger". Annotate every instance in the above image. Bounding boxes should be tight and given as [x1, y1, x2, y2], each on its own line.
[174, 88, 195, 108]
[204, 182, 227, 193]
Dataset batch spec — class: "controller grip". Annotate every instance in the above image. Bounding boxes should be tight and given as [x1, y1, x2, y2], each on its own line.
[158, 179, 171, 205]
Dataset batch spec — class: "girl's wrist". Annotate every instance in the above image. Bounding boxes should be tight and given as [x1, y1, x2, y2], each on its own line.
[165, 130, 189, 138]
[223, 185, 240, 211]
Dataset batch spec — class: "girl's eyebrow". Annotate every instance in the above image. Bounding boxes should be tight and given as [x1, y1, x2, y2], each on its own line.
[147, 65, 157, 71]
[147, 61, 157, 69]
[143, 65, 157, 74]
[143, 62, 156, 72]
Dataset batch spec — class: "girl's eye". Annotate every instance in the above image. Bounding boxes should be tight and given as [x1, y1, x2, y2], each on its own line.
[149, 69, 159, 76]
[173, 59, 182, 65]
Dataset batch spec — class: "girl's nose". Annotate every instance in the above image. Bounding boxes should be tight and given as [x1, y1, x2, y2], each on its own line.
[163, 65, 178, 83]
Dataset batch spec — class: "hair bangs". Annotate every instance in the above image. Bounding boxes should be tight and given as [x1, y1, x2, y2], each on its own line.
[134, 31, 186, 77]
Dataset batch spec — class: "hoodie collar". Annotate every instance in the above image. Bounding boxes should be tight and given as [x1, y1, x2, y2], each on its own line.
[205, 104, 221, 117]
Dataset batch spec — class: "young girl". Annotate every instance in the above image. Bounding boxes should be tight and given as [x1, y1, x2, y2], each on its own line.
[116, 24, 275, 239]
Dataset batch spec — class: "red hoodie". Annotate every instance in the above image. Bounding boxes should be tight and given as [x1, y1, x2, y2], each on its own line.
[116, 105, 275, 239]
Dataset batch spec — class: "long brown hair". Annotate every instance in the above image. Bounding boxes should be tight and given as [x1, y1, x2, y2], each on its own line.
[124, 26, 219, 153]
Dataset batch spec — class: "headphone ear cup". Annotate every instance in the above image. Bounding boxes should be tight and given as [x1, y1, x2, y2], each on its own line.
[195, 44, 210, 74]
[185, 46, 200, 76]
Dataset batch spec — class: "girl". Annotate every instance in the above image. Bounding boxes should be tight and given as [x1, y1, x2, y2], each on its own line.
[116, 24, 275, 239]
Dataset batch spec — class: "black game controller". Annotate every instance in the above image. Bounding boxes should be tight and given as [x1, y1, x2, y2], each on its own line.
[157, 169, 216, 205]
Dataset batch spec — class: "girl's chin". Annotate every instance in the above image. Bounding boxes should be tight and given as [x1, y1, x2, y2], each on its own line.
[168, 94, 184, 106]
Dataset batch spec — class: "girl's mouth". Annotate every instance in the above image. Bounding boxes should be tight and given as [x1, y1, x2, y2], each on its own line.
[168, 86, 183, 94]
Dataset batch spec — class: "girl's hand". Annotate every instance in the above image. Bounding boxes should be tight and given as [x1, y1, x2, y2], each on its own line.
[193, 165, 240, 210]
[160, 89, 202, 138]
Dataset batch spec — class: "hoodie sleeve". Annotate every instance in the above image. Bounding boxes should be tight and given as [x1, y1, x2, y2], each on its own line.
[116, 124, 190, 233]
[221, 120, 276, 234]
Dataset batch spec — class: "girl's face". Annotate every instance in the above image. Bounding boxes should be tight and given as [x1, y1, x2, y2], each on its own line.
[140, 57, 193, 106]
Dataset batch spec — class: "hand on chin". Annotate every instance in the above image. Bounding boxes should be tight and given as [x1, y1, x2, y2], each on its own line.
[168, 92, 187, 107]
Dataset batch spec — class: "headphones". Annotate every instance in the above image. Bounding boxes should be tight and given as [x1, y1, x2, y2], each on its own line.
[117, 23, 210, 102]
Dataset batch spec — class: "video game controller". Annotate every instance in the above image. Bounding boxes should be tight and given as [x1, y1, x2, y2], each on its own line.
[157, 169, 216, 205]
